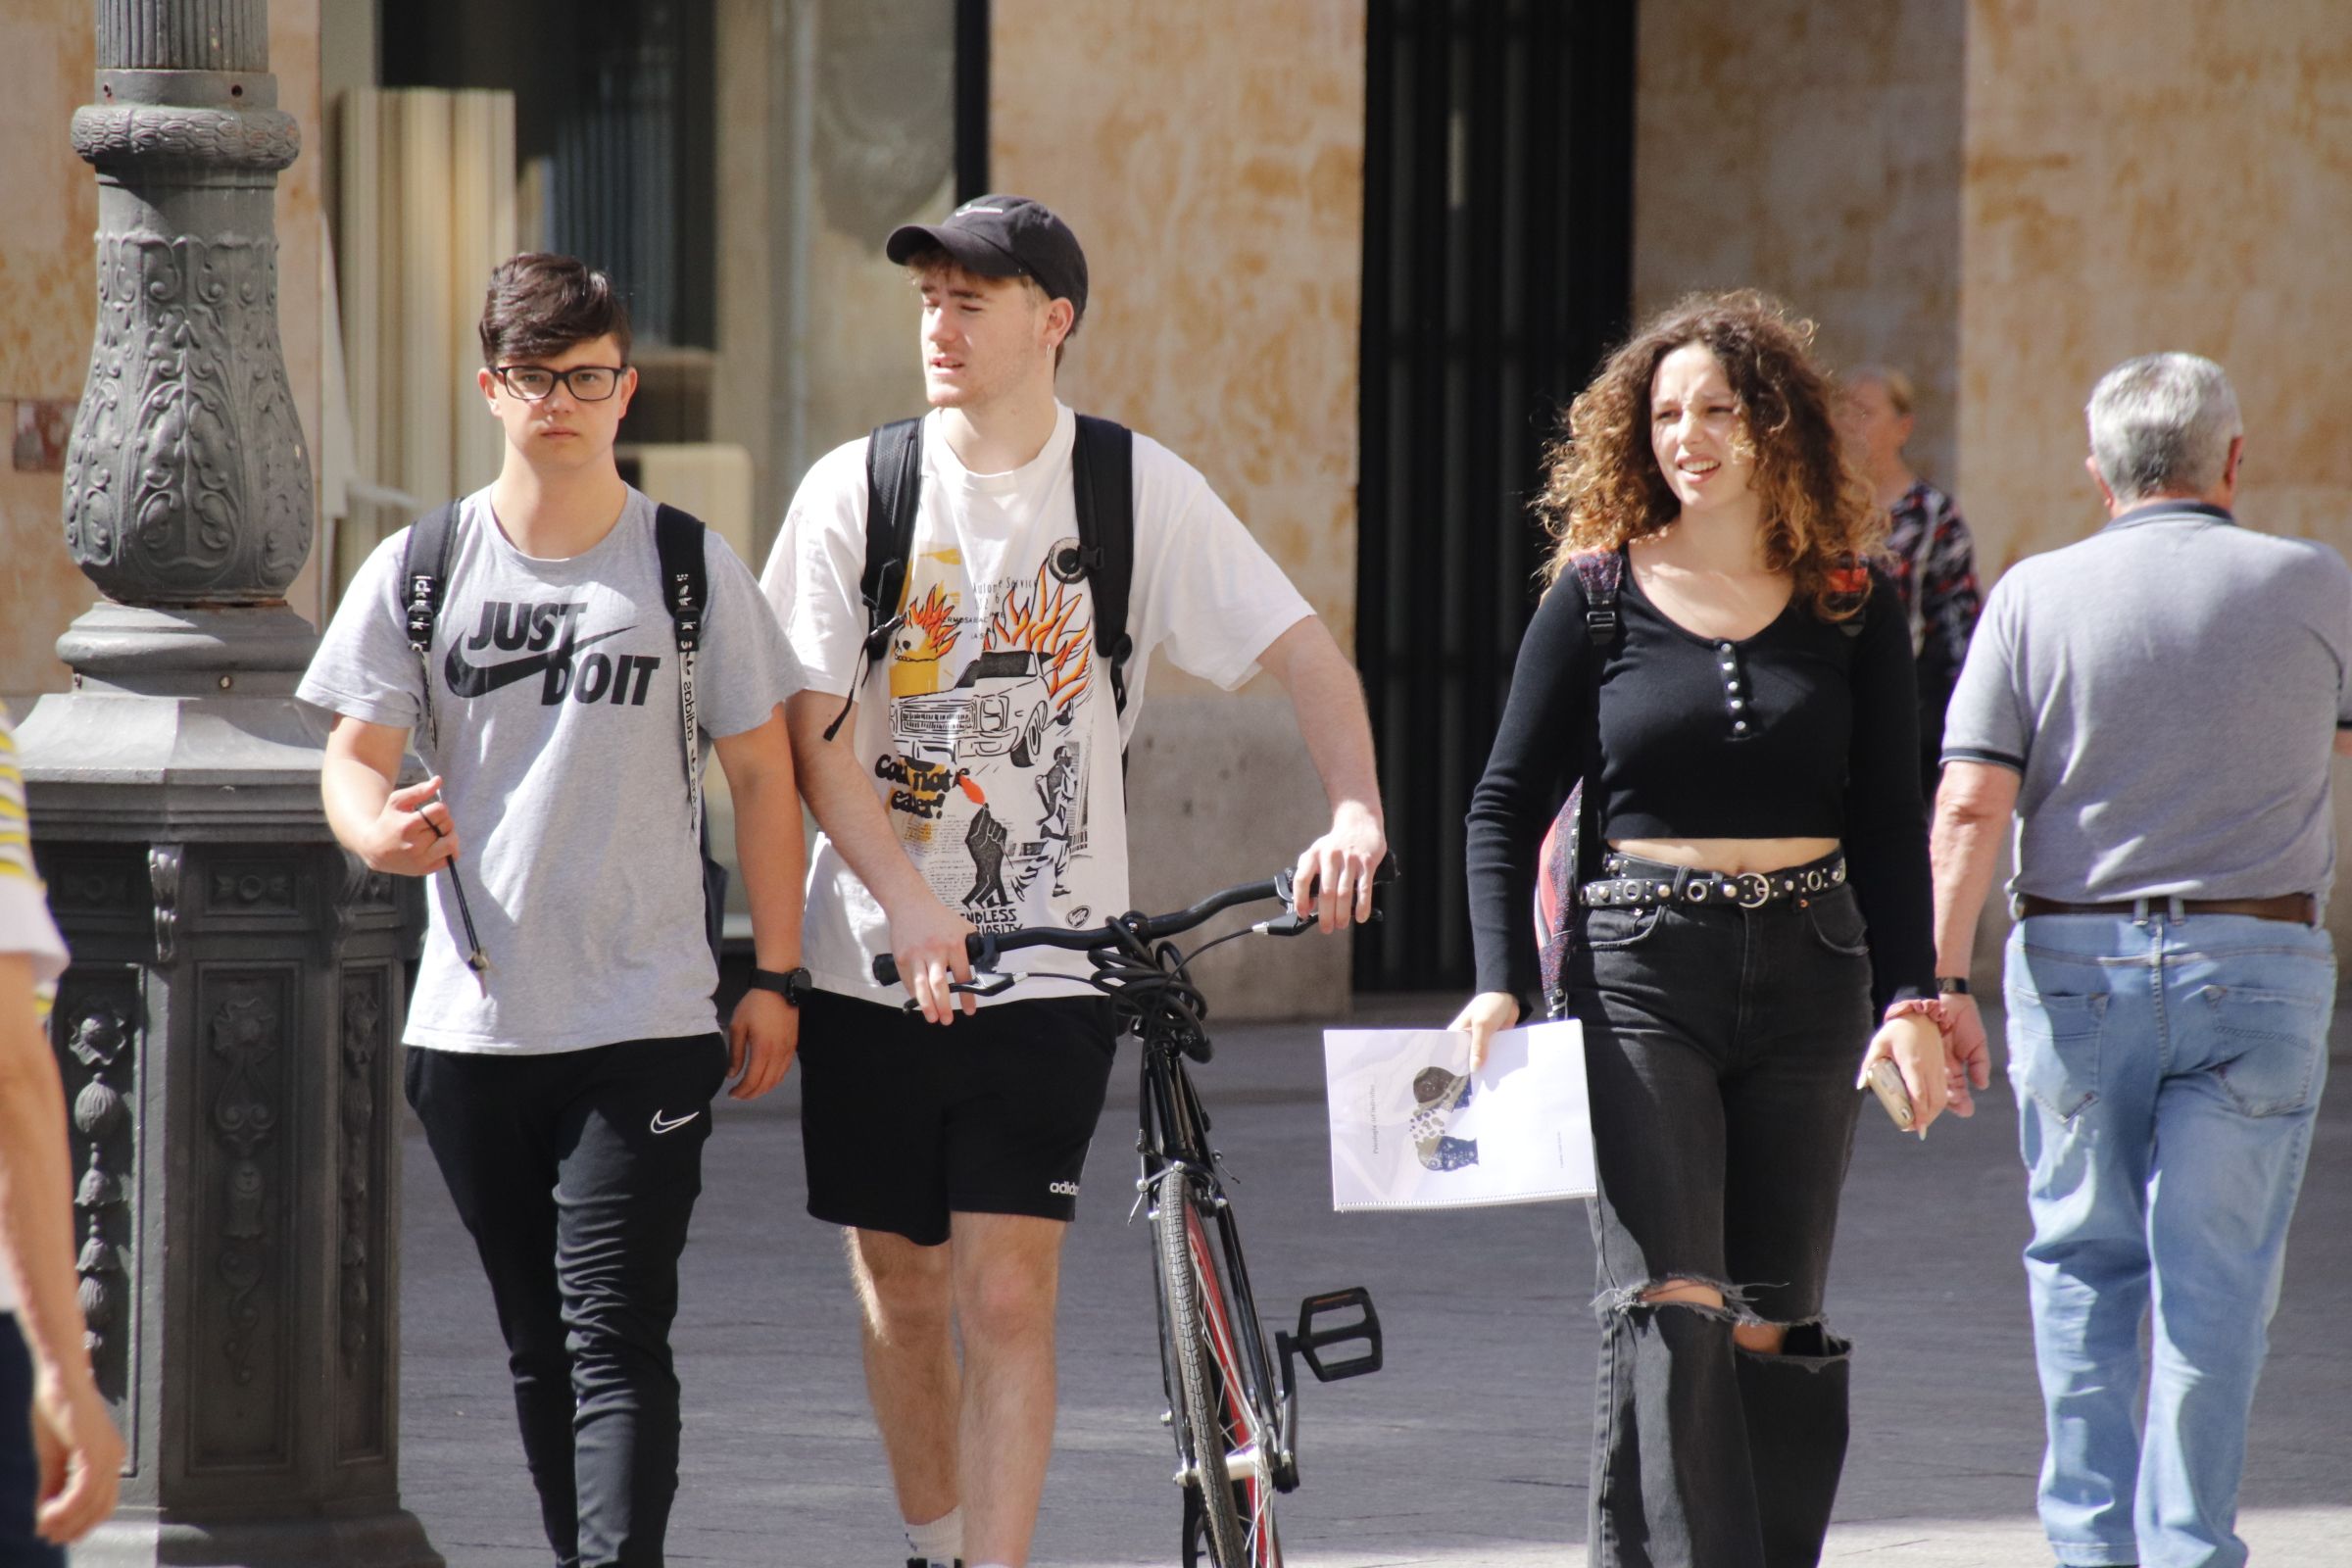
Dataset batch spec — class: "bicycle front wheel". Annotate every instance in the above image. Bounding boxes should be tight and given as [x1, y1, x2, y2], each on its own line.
[1153, 1167, 1282, 1567]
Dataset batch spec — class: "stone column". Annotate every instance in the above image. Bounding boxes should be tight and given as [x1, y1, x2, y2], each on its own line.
[14, 2, 440, 1563]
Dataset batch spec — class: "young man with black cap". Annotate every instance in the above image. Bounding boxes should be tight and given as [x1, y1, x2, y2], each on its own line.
[762, 196, 1387, 1568]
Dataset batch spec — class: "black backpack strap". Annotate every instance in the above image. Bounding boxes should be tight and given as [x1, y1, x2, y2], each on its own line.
[653, 505, 710, 840]
[1071, 415, 1135, 715]
[1571, 548, 1623, 649]
[826, 417, 926, 742]
[399, 502, 461, 753]
[1538, 550, 1626, 1017]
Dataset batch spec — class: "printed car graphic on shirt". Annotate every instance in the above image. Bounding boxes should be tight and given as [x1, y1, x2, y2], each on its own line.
[891, 650, 1066, 767]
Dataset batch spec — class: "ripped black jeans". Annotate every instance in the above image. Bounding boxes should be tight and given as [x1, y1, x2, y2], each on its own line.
[1568, 873, 1873, 1568]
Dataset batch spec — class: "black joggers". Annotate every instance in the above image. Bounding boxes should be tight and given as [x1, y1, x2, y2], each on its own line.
[406, 1034, 729, 1568]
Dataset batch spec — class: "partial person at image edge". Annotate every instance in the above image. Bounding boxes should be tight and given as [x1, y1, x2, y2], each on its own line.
[0, 705, 125, 1564]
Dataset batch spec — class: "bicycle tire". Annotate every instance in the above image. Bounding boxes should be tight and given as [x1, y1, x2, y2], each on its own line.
[1154, 1168, 1283, 1566]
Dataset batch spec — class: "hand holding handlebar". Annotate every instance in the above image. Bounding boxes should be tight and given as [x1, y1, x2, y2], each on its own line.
[1291, 804, 1388, 934]
[871, 931, 1000, 989]
[877, 896, 983, 1025]
[871, 856, 1399, 996]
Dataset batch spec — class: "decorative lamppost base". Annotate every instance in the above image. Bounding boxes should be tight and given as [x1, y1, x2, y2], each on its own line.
[21, 606, 439, 1568]
[73, 1510, 442, 1568]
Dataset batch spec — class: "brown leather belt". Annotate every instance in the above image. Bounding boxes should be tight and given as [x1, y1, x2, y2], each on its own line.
[2018, 893, 2317, 925]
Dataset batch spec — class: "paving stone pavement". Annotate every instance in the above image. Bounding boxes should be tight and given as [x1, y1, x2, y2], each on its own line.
[398, 1003, 2352, 1567]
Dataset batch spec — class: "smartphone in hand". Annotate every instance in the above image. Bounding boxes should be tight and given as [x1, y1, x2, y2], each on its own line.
[1864, 1055, 1916, 1134]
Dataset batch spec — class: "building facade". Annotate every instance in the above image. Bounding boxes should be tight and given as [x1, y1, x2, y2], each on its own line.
[6, 0, 2351, 1005]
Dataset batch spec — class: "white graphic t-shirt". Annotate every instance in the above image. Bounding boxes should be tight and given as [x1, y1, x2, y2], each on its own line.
[765, 404, 1314, 1004]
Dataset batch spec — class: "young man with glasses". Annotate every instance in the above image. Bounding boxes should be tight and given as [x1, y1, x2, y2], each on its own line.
[299, 253, 808, 1567]
[763, 196, 1387, 1568]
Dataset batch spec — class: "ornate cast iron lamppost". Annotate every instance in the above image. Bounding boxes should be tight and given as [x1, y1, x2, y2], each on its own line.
[16, 3, 438, 1563]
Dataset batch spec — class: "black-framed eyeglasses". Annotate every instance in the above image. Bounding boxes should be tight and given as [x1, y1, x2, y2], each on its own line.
[493, 364, 628, 402]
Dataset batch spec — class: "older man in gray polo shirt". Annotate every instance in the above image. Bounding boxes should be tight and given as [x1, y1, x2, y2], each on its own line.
[1932, 352, 2352, 1568]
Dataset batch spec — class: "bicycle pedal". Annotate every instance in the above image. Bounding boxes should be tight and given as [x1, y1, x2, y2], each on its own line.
[1285, 1287, 1384, 1382]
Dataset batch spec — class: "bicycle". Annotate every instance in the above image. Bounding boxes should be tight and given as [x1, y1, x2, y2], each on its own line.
[874, 866, 1390, 1567]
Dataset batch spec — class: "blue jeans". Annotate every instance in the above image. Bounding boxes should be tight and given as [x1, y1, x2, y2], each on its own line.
[2005, 911, 2333, 1568]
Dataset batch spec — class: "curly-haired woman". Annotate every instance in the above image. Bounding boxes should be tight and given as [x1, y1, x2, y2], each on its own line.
[1453, 292, 1979, 1567]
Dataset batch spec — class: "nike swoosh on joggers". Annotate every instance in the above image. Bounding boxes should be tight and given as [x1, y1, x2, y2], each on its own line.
[444, 626, 632, 698]
[650, 1109, 702, 1135]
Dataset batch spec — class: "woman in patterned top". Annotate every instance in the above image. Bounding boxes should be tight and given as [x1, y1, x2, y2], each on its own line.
[1839, 367, 1982, 791]
[0, 707, 122, 1560]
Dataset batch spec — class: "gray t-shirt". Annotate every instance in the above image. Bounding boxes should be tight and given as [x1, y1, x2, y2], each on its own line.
[299, 487, 802, 1054]
[1943, 503, 2352, 904]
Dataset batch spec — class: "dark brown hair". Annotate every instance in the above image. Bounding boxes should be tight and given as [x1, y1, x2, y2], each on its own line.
[478, 253, 632, 366]
[1535, 290, 1882, 617]
[903, 244, 1072, 368]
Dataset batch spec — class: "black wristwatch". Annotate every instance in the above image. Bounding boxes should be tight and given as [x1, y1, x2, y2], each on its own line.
[1936, 975, 1972, 996]
[748, 965, 813, 1006]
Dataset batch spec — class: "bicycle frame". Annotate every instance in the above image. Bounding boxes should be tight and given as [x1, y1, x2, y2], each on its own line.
[1136, 1006, 1299, 1497]
[870, 865, 1392, 1565]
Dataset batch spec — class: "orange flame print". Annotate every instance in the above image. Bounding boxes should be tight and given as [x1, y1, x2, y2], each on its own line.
[902, 584, 960, 662]
[989, 564, 1094, 710]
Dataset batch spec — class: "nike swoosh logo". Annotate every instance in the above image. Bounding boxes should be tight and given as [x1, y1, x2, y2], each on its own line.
[445, 626, 632, 697]
[649, 1109, 702, 1135]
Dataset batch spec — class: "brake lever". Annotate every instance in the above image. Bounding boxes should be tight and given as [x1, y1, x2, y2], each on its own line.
[1265, 855, 1397, 936]
[897, 971, 1017, 1012]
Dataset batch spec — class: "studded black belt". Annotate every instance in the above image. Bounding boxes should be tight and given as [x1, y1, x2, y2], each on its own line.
[1581, 852, 1848, 911]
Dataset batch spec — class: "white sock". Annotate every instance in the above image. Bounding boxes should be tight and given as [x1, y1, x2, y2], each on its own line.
[906, 1504, 963, 1566]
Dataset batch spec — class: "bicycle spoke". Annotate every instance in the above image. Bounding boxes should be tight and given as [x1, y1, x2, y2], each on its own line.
[1186, 1202, 1283, 1566]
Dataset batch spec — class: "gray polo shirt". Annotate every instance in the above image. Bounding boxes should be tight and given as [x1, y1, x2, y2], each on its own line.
[1944, 502, 2352, 904]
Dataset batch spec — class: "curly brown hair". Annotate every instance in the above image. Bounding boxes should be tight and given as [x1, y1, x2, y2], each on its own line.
[1535, 290, 1882, 617]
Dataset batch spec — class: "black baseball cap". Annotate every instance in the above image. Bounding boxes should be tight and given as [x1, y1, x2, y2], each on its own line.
[886, 195, 1089, 323]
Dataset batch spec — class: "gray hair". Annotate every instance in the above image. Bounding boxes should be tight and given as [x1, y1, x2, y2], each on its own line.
[2085, 353, 2241, 504]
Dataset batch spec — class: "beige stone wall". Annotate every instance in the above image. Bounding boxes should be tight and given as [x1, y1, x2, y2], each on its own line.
[992, 0, 1367, 1016]
[1958, 0, 2352, 954]
[0, 0, 324, 703]
[1957, 0, 2352, 575]
[1635, 0, 1967, 492]
[0, 0, 99, 705]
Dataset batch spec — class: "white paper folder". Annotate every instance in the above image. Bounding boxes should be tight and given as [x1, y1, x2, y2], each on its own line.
[1322, 1021, 1596, 1212]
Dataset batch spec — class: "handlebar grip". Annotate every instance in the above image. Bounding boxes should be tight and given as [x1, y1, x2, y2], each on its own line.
[872, 933, 999, 989]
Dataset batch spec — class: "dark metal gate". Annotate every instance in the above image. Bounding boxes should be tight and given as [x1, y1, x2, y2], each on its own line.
[1355, 0, 1637, 992]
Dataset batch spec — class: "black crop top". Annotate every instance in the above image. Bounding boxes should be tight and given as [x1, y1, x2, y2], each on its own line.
[1465, 555, 1935, 1012]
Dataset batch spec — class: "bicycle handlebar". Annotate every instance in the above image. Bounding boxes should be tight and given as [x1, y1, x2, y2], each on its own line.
[871, 855, 1398, 988]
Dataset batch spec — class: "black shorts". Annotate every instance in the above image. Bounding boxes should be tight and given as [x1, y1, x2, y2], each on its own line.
[798, 989, 1120, 1247]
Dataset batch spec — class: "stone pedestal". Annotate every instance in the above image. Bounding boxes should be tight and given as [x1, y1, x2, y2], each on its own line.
[15, 2, 439, 1562]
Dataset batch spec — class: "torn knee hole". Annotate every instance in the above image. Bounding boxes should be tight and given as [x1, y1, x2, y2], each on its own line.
[1736, 1318, 1849, 1362]
[1641, 1277, 1722, 1301]
[1596, 1276, 1752, 1323]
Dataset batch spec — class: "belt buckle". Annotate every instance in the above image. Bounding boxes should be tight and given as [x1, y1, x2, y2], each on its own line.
[1733, 871, 1771, 909]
